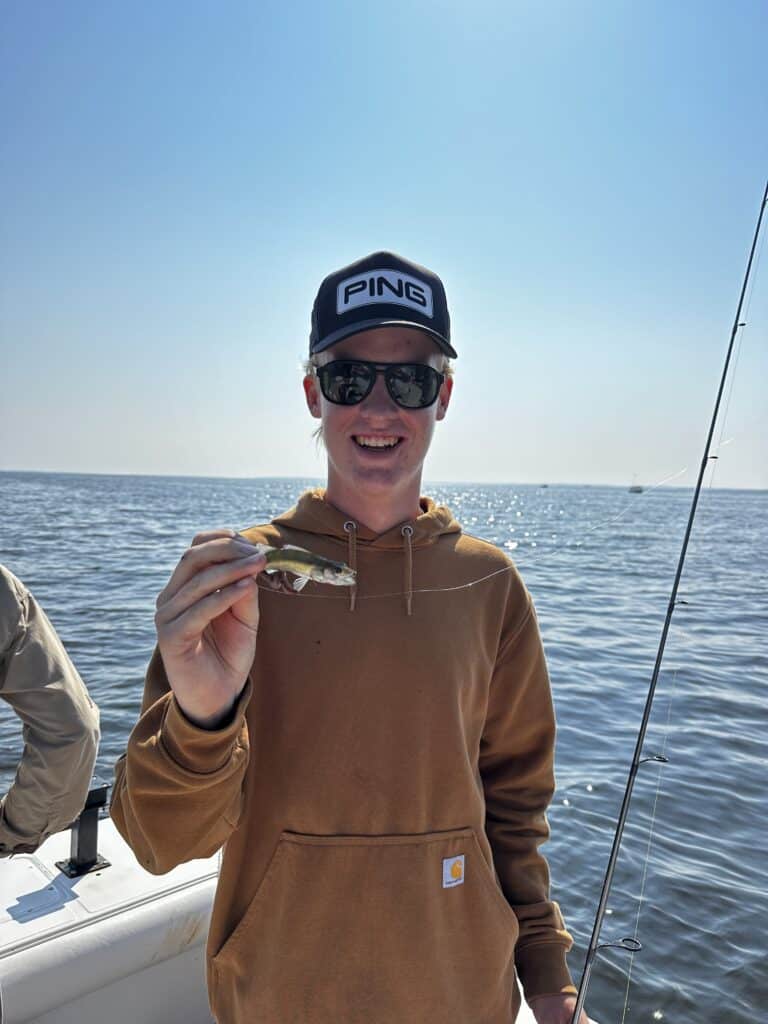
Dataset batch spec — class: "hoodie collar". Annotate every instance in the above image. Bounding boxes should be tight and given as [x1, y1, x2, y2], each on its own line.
[272, 487, 461, 550]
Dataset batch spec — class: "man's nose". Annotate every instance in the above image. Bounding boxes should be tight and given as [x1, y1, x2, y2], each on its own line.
[361, 370, 397, 413]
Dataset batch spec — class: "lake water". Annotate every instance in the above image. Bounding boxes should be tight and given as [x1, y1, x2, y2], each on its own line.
[1, 470, 765, 1023]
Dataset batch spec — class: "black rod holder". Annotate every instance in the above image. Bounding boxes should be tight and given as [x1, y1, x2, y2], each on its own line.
[55, 782, 111, 878]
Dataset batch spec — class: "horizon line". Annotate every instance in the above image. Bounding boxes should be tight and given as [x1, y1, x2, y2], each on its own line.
[1, 467, 765, 493]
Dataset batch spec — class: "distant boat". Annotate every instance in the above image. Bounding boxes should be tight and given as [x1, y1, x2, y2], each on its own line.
[628, 474, 644, 493]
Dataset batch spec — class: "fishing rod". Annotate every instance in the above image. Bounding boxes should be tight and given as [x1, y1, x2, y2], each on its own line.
[570, 177, 768, 1024]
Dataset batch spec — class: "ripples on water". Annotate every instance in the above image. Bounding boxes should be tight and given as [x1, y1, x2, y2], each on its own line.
[1, 471, 765, 1022]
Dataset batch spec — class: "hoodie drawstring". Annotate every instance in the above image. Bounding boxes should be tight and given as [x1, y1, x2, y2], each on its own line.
[343, 520, 357, 612]
[343, 518, 413, 616]
[401, 524, 414, 616]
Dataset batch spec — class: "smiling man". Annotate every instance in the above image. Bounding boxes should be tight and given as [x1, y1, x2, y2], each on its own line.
[304, 326, 451, 534]
[111, 251, 589, 1024]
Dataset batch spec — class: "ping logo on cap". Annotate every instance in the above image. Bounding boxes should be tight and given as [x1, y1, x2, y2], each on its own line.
[336, 269, 434, 318]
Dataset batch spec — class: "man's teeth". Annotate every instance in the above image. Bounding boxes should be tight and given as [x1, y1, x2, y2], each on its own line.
[354, 436, 400, 448]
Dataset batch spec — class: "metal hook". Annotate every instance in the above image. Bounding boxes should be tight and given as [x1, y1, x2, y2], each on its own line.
[597, 937, 643, 954]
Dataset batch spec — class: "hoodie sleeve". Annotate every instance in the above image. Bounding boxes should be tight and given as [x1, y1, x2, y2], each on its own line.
[0, 568, 100, 857]
[109, 646, 252, 875]
[479, 592, 577, 1003]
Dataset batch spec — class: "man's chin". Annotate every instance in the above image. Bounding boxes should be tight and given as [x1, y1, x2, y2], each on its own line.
[331, 458, 417, 494]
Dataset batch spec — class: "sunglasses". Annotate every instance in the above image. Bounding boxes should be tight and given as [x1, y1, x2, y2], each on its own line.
[315, 359, 445, 409]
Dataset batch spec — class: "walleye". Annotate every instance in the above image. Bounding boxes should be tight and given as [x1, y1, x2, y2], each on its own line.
[243, 542, 356, 592]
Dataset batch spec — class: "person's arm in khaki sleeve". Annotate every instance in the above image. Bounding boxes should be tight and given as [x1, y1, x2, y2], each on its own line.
[0, 565, 100, 857]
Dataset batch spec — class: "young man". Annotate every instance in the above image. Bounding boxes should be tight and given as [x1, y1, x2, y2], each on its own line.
[111, 252, 589, 1024]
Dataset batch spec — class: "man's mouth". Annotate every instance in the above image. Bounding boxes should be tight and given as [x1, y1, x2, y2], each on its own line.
[352, 435, 403, 450]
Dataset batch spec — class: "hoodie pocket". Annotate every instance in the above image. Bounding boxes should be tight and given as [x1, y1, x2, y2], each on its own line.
[211, 827, 520, 1024]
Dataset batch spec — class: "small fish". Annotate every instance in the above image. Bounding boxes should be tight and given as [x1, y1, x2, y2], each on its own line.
[245, 542, 356, 592]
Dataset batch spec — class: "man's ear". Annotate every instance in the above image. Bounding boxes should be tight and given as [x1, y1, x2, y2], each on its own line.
[435, 375, 453, 422]
[303, 374, 322, 419]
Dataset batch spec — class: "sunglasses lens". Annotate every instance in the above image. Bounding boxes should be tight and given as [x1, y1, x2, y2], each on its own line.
[387, 365, 442, 408]
[317, 361, 442, 408]
[319, 362, 374, 404]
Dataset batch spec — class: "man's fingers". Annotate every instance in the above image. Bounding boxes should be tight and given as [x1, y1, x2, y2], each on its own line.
[158, 577, 260, 643]
[190, 529, 238, 546]
[157, 552, 266, 622]
[158, 535, 262, 607]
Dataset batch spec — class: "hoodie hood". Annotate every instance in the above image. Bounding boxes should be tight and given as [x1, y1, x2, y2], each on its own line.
[266, 488, 461, 615]
[272, 488, 461, 549]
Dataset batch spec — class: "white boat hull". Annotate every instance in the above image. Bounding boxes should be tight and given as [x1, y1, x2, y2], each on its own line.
[1, 821, 218, 1024]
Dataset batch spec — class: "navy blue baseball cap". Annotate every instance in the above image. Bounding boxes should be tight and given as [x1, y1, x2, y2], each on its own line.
[309, 250, 457, 358]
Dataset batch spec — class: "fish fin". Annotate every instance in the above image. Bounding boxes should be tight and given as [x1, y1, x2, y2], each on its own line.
[281, 544, 311, 553]
[292, 575, 311, 592]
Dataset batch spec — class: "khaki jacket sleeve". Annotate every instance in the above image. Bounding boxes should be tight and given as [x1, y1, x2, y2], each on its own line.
[0, 567, 100, 856]
[479, 592, 577, 1003]
[109, 646, 252, 875]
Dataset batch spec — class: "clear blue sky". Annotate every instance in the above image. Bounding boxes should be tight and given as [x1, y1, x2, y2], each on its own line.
[2, 1, 766, 488]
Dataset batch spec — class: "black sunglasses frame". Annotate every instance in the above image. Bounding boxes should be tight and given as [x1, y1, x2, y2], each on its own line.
[315, 359, 445, 409]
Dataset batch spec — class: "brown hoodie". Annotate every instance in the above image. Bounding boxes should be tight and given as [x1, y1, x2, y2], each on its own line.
[110, 489, 576, 1023]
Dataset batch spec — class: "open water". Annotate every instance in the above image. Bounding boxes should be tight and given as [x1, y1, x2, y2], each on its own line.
[0, 470, 765, 1023]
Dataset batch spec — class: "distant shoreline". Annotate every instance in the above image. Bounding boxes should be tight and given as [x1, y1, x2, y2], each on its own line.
[1, 468, 765, 493]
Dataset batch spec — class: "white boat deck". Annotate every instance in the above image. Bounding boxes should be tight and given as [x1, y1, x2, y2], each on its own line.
[0, 819, 218, 1024]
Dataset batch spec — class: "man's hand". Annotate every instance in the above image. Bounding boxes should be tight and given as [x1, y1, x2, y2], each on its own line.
[529, 994, 591, 1024]
[154, 530, 267, 728]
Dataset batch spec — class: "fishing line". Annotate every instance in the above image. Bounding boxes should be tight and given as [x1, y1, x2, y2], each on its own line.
[254, 460, 695, 604]
[617, 223, 768, 1022]
[618, 668, 678, 1024]
[706, 333, 743, 492]
[578, 189, 763, 1015]
[569, 464, 690, 545]
[569, 178, 768, 1024]
[256, 562, 517, 601]
[707, 214, 764, 491]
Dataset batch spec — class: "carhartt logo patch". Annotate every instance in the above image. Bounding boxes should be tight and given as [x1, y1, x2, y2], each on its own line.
[336, 269, 434, 318]
[442, 854, 465, 888]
